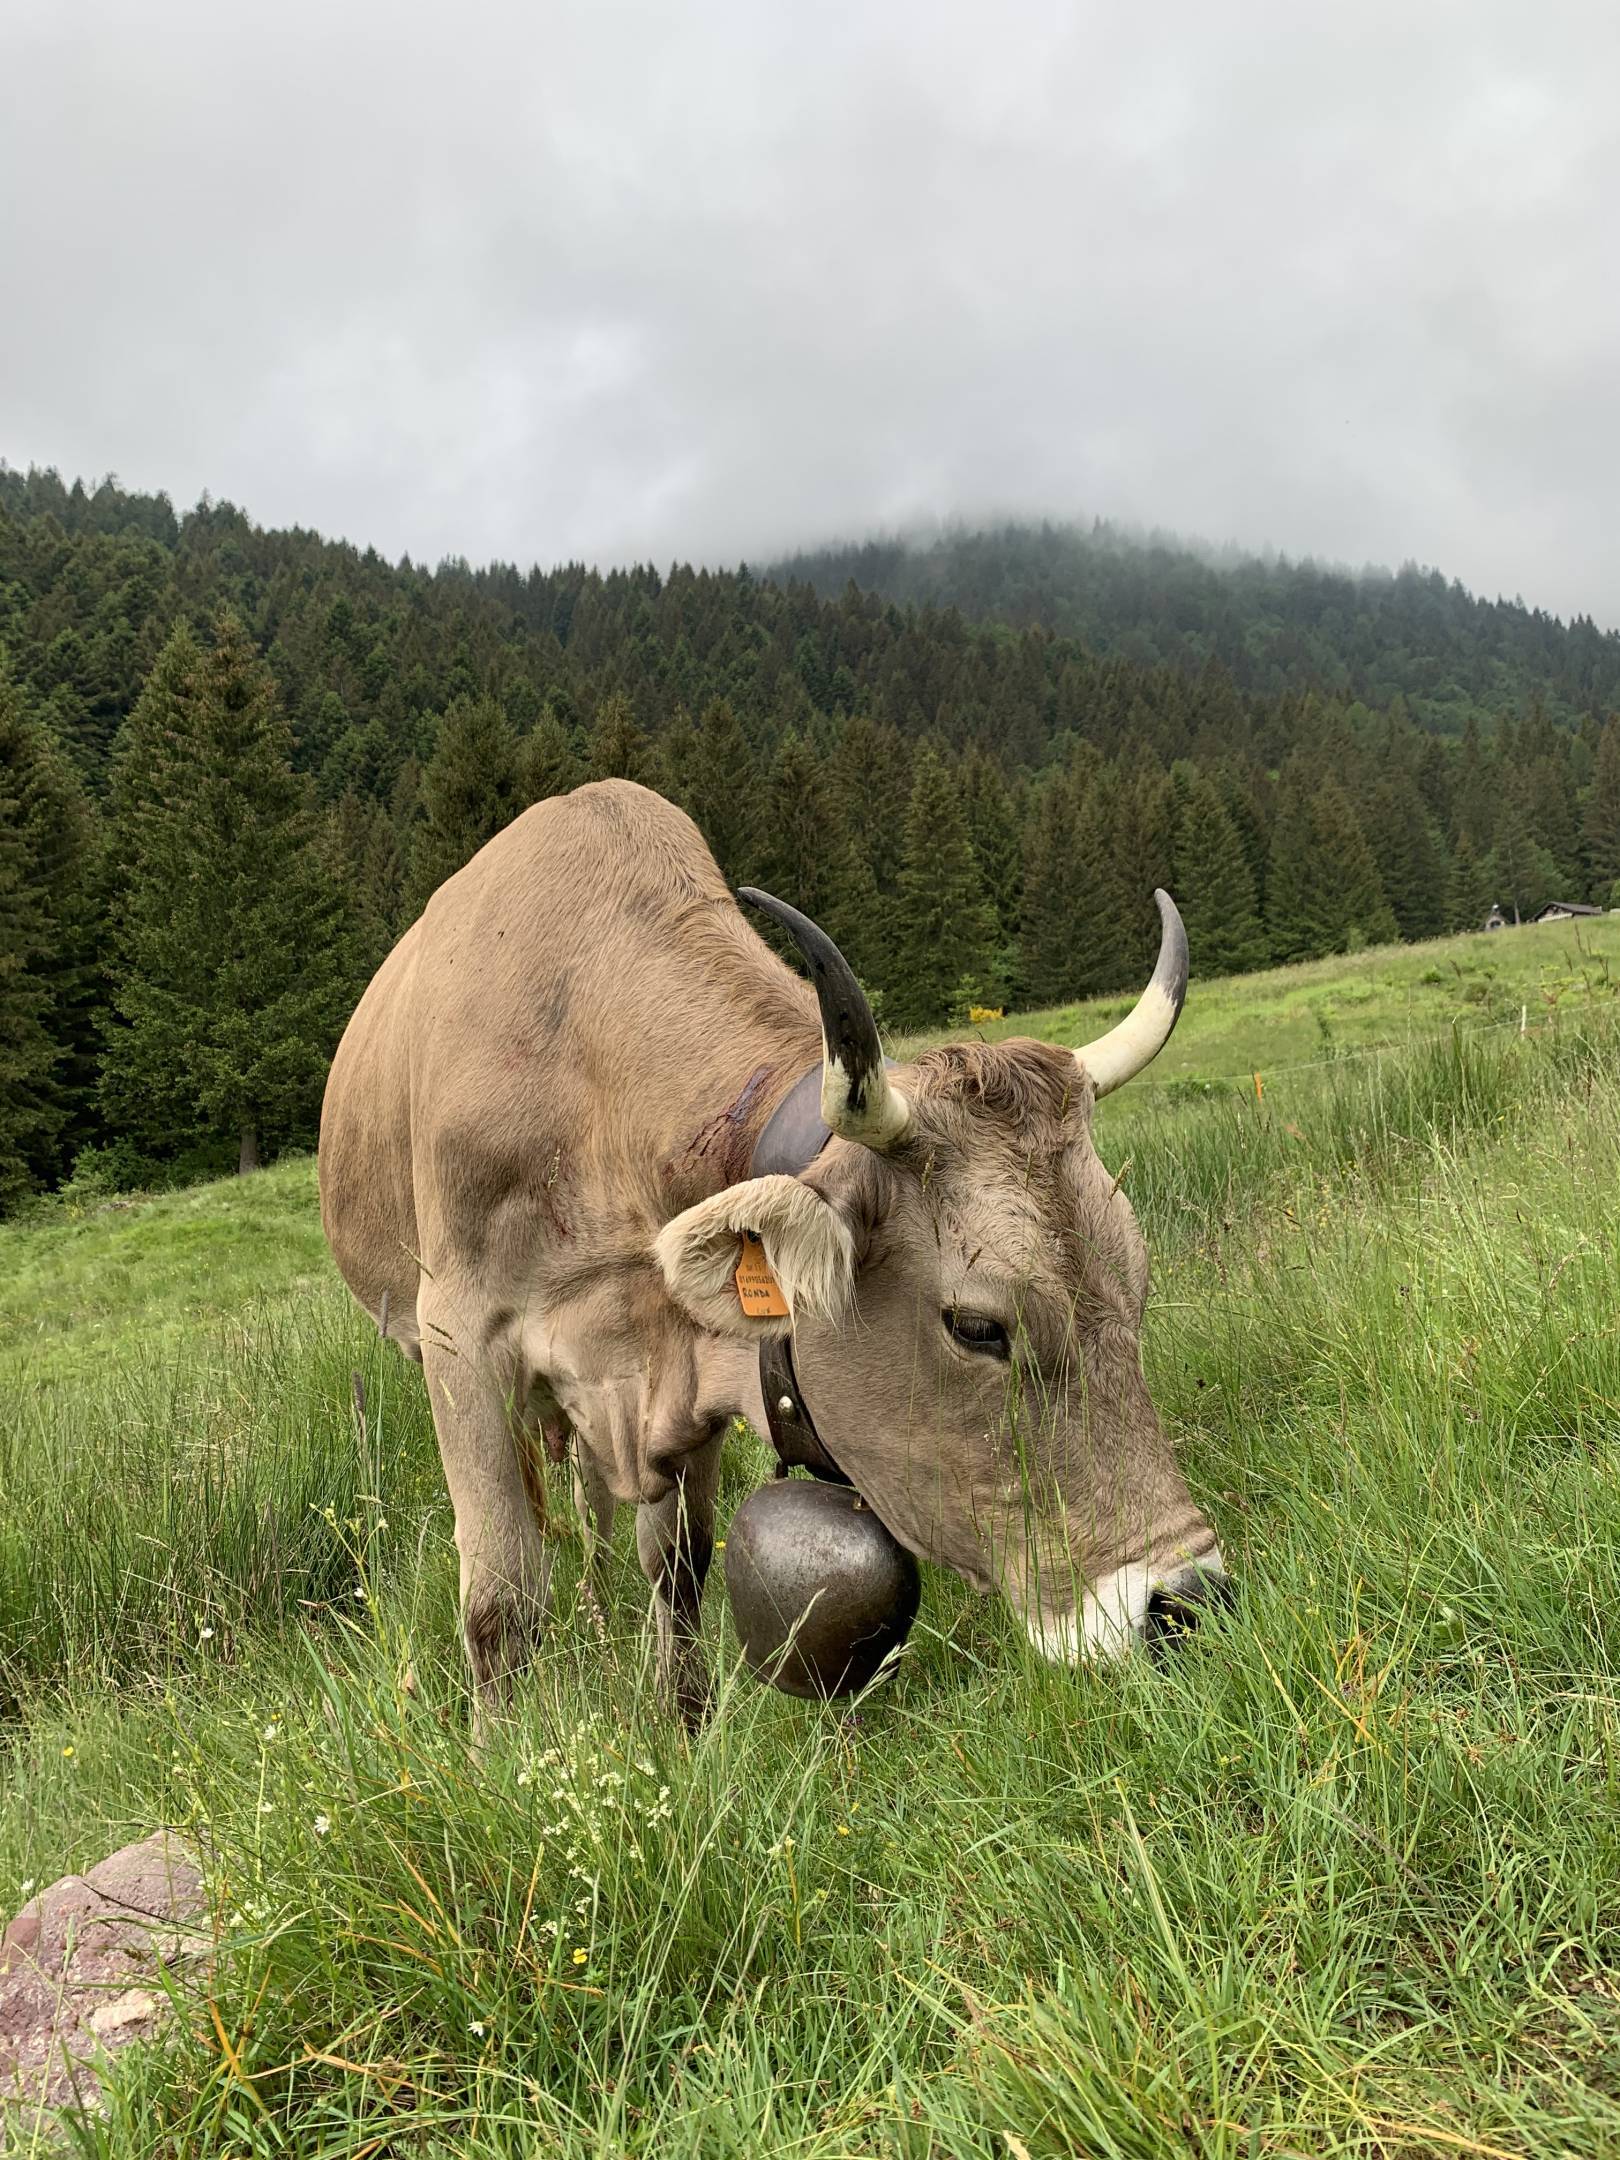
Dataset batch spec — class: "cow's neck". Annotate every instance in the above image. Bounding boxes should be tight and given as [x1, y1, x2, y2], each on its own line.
[657, 1041, 821, 1215]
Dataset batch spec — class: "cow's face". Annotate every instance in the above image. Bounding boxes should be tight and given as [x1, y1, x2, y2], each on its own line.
[655, 882, 1226, 1662]
[799, 1042, 1225, 1656]
[658, 1037, 1226, 1661]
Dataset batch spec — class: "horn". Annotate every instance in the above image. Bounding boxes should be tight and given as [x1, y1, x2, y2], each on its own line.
[1074, 889, 1188, 1099]
[738, 888, 911, 1149]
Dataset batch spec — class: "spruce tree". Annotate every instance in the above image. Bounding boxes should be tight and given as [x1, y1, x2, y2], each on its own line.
[889, 746, 996, 1030]
[1366, 780, 1446, 942]
[0, 714, 58, 1208]
[411, 693, 523, 907]
[102, 615, 358, 1173]
[326, 790, 401, 973]
[1307, 781, 1399, 951]
[517, 707, 582, 804]
[1264, 775, 1319, 963]
[1169, 764, 1266, 977]
[0, 672, 99, 1187]
[1111, 757, 1176, 980]
[1267, 770, 1396, 958]
[1446, 833, 1494, 933]
[585, 692, 650, 784]
[1584, 717, 1620, 896]
[1019, 763, 1134, 1003]
[682, 698, 760, 887]
[959, 744, 1022, 999]
[753, 732, 880, 971]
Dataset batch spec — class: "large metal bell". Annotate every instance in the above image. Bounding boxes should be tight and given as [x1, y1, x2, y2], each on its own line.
[723, 1478, 921, 1698]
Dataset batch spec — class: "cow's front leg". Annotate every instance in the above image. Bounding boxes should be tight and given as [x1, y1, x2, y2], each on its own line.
[420, 1320, 550, 1729]
[572, 1444, 617, 1645]
[636, 1434, 720, 1727]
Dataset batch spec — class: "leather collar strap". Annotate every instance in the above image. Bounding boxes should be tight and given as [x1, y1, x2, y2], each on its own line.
[749, 1062, 846, 1482]
[759, 1331, 851, 1486]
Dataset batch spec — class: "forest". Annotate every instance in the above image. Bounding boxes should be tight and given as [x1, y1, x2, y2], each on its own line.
[772, 519, 1620, 728]
[3, 462, 1620, 1208]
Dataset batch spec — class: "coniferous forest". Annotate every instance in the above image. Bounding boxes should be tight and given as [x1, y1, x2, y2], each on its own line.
[4, 462, 1620, 1209]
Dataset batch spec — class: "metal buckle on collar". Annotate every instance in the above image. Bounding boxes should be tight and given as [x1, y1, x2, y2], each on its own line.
[750, 1060, 846, 1483]
[759, 1330, 851, 1487]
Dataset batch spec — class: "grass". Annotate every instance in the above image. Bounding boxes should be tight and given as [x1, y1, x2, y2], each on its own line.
[4, 928, 1620, 2154]
[904, 913, 1620, 1087]
[0, 1157, 330, 1387]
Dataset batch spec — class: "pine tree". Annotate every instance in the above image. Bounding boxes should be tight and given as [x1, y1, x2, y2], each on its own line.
[681, 699, 760, 887]
[1267, 769, 1396, 958]
[585, 692, 649, 784]
[1018, 767, 1130, 1004]
[1584, 717, 1620, 897]
[411, 693, 523, 907]
[1264, 774, 1319, 963]
[326, 790, 401, 973]
[1111, 756, 1176, 980]
[959, 745, 1022, 1000]
[0, 706, 58, 1208]
[1446, 832, 1494, 932]
[1366, 780, 1446, 943]
[0, 672, 99, 1187]
[102, 615, 359, 1173]
[752, 731, 879, 969]
[1486, 817, 1556, 925]
[517, 707, 582, 804]
[1169, 764, 1266, 977]
[833, 715, 910, 910]
[889, 745, 997, 1029]
[1305, 781, 1399, 951]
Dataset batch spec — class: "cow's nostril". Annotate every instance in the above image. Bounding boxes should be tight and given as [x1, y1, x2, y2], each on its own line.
[1144, 1572, 1234, 1652]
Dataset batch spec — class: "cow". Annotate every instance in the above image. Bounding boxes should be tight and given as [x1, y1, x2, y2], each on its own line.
[319, 780, 1228, 1723]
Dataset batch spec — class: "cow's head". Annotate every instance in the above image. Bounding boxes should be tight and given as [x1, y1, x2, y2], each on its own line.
[655, 889, 1228, 1662]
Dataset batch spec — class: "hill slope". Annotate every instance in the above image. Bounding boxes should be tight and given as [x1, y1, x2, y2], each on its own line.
[771, 520, 1620, 732]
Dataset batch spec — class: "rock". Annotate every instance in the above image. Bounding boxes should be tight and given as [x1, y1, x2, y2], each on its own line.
[0, 1831, 207, 2133]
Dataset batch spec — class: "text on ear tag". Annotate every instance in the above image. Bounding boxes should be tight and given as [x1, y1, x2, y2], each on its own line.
[735, 1232, 789, 1318]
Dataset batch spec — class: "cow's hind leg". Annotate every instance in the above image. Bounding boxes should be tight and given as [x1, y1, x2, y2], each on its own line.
[420, 1313, 549, 1726]
[636, 1436, 721, 1727]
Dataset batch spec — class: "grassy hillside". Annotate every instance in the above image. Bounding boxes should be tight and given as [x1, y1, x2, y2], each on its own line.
[907, 912, 1620, 1082]
[4, 936, 1620, 2152]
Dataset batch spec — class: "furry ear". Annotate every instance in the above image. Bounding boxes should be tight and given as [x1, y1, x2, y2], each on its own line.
[654, 1174, 855, 1341]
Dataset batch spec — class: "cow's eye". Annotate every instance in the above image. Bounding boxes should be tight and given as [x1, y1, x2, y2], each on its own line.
[944, 1309, 1011, 1358]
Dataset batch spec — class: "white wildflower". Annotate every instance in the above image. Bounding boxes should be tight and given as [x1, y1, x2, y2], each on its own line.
[313, 1813, 331, 1837]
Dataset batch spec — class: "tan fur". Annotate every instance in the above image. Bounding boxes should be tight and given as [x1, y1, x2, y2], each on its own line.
[655, 1174, 856, 1340]
[319, 781, 1219, 1711]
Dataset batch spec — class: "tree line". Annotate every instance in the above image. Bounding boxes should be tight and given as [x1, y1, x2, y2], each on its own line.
[771, 521, 1620, 732]
[3, 465, 1619, 1210]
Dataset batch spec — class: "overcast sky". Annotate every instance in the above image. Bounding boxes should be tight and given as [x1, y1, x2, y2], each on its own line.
[4, 0, 1618, 622]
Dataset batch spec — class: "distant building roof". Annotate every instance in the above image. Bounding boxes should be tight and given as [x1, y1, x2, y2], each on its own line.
[1532, 900, 1604, 922]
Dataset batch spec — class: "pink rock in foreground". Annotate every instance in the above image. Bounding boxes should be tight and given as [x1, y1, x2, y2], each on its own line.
[0, 1832, 208, 2126]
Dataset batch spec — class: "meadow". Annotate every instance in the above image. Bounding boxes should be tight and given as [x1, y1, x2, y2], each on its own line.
[4, 918, 1620, 2155]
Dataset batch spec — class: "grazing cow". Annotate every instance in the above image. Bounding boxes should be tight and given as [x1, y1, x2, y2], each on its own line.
[319, 781, 1226, 1720]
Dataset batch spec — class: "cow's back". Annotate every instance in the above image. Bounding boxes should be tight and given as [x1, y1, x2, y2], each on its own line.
[319, 914, 427, 1350]
[319, 781, 816, 1356]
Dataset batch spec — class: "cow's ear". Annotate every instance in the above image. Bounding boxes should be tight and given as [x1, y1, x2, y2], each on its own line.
[654, 1174, 855, 1341]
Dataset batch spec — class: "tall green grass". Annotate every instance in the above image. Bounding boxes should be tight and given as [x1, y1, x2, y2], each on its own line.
[5, 1014, 1620, 2153]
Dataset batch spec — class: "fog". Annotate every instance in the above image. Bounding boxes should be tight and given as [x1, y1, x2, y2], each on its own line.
[3, 0, 1617, 620]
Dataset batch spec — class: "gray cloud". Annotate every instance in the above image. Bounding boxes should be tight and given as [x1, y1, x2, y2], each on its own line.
[4, 0, 1618, 621]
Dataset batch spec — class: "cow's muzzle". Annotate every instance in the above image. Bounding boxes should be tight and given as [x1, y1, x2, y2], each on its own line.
[1023, 1551, 1231, 1664]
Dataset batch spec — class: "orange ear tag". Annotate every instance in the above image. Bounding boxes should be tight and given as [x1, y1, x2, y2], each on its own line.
[735, 1233, 790, 1319]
